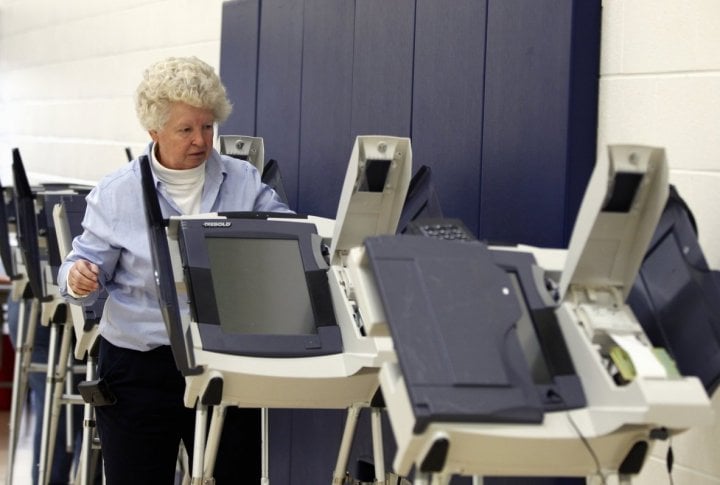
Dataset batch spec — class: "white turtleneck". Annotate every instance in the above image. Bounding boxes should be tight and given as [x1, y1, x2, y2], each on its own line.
[151, 144, 206, 215]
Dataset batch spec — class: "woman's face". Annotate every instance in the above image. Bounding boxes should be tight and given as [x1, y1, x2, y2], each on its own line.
[149, 102, 215, 170]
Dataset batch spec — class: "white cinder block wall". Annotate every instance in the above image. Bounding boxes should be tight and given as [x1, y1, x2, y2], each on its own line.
[598, 1, 720, 484]
[0, 0, 718, 483]
[0, 0, 227, 184]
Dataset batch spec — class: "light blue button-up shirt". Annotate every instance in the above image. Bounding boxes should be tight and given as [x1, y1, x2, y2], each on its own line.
[58, 144, 292, 351]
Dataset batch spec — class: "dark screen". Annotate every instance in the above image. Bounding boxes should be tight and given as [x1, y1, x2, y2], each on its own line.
[507, 271, 553, 385]
[206, 237, 316, 335]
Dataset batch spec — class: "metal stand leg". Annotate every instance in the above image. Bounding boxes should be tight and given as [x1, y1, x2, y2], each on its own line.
[190, 404, 265, 485]
[177, 441, 191, 485]
[40, 318, 79, 485]
[261, 408, 269, 485]
[191, 405, 209, 485]
[202, 405, 226, 481]
[65, 356, 77, 454]
[332, 403, 362, 485]
[370, 407, 385, 484]
[38, 320, 61, 485]
[413, 471, 431, 485]
[5, 295, 28, 485]
[6, 296, 42, 485]
[78, 351, 98, 485]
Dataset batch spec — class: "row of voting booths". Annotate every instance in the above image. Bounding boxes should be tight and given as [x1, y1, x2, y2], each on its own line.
[2, 137, 720, 484]
[1, 149, 105, 485]
[144, 137, 719, 484]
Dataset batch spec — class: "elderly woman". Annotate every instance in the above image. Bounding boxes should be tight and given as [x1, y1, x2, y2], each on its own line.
[58, 56, 290, 484]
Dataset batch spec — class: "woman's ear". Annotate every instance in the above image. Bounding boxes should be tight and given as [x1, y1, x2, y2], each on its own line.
[149, 130, 158, 142]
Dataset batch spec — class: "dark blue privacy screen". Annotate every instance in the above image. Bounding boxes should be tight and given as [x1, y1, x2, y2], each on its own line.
[364, 235, 584, 433]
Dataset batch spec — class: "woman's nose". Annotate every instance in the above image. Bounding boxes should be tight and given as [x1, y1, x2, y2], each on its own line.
[192, 130, 206, 146]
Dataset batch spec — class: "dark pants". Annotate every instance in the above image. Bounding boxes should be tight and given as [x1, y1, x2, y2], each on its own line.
[96, 338, 260, 485]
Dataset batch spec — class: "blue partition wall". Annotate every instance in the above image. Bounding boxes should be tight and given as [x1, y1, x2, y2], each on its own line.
[220, 0, 600, 247]
[219, 0, 601, 482]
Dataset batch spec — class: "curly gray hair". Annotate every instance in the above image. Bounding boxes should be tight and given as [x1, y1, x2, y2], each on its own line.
[135, 56, 233, 131]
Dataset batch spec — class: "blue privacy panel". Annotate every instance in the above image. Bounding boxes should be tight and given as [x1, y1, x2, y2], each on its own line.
[268, 409, 346, 484]
[254, 0, 304, 209]
[412, 0, 486, 234]
[296, 0, 355, 218]
[480, 0, 600, 246]
[350, 0, 415, 138]
[219, 0, 259, 136]
[564, 1, 602, 244]
[480, 0, 572, 246]
[220, 0, 599, 246]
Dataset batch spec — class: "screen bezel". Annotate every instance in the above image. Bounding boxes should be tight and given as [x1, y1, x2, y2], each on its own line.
[491, 249, 586, 411]
[178, 218, 342, 358]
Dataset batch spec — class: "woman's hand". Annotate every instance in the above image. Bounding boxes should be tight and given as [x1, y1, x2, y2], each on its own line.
[68, 259, 100, 296]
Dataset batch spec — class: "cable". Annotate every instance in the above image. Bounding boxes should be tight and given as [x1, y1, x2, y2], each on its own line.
[565, 411, 608, 485]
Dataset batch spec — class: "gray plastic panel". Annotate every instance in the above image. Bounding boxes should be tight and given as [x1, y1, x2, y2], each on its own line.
[365, 235, 544, 432]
